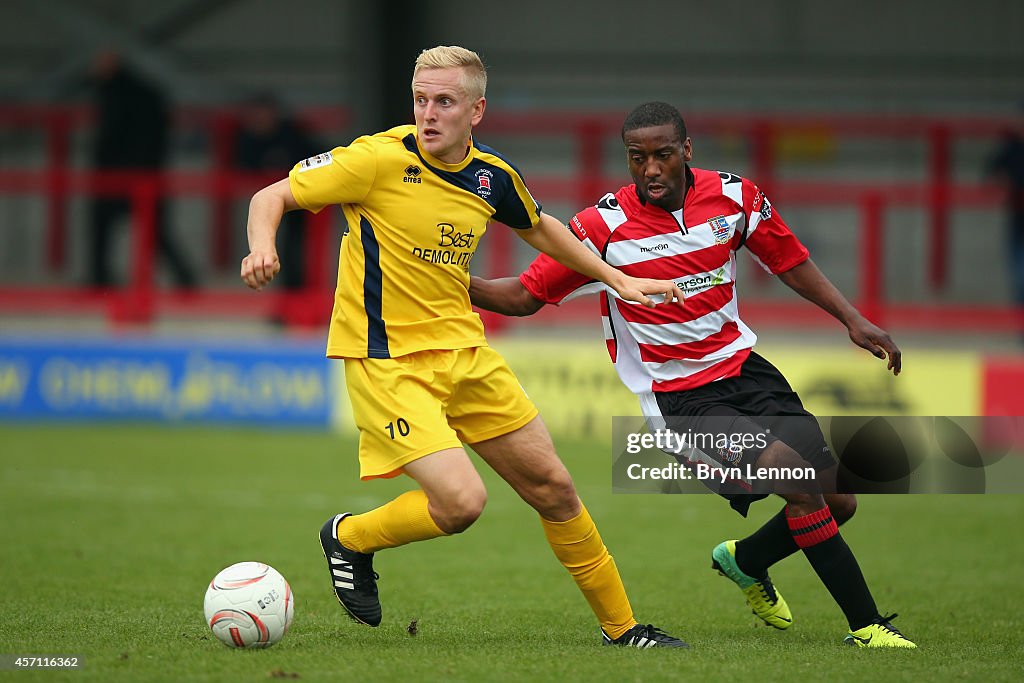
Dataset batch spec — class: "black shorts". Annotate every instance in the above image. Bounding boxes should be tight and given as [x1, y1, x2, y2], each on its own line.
[651, 351, 835, 516]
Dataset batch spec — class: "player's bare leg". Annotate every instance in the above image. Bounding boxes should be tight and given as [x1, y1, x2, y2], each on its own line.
[470, 416, 688, 648]
[319, 448, 481, 626]
[403, 448, 488, 533]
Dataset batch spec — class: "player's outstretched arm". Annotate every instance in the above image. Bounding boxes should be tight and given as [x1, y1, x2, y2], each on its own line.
[517, 213, 683, 309]
[469, 276, 545, 316]
[777, 258, 901, 375]
[241, 178, 300, 291]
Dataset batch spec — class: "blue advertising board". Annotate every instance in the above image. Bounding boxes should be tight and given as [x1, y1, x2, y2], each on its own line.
[0, 337, 335, 428]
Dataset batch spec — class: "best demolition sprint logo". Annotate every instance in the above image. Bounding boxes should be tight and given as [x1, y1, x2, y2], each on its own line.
[411, 223, 477, 268]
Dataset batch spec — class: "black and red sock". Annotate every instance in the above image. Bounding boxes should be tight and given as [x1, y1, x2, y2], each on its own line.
[786, 505, 878, 631]
[734, 507, 798, 578]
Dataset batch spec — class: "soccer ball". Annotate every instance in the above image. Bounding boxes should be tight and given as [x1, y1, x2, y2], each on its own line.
[203, 562, 294, 648]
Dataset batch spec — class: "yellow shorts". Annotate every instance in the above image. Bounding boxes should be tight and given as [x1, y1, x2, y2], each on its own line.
[343, 345, 538, 480]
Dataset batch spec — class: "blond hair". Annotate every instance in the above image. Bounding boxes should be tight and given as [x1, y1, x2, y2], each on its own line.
[412, 45, 487, 100]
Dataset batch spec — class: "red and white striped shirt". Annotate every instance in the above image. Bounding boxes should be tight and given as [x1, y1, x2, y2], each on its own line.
[520, 166, 809, 394]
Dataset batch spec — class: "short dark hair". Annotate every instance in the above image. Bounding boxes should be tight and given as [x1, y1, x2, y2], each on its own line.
[621, 102, 687, 143]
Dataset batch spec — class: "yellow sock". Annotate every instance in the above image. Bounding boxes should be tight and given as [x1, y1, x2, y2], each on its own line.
[541, 501, 637, 640]
[337, 490, 447, 553]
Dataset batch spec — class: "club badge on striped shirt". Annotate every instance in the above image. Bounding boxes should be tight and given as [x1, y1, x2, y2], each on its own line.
[708, 215, 731, 244]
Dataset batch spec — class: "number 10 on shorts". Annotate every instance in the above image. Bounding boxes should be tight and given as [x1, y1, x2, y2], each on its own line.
[385, 419, 410, 439]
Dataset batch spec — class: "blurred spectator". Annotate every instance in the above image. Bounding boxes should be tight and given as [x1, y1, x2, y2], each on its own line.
[987, 122, 1024, 308]
[234, 93, 320, 290]
[87, 51, 196, 288]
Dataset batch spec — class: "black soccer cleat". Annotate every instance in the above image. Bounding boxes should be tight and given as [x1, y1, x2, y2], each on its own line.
[602, 623, 690, 649]
[318, 513, 382, 627]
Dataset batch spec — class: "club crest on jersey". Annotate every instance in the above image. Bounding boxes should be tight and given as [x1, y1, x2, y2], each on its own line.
[708, 215, 731, 244]
[475, 169, 493, 198]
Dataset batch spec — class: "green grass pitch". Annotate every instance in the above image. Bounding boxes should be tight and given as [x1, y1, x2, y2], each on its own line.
[1, 424, 1022, 682]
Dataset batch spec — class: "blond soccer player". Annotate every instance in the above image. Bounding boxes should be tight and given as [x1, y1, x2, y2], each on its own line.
[241, 46, 687, 648]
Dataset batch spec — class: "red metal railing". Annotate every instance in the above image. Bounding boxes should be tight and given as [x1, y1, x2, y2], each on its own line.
[474, 110, 1020, 333]
[0, 105, 1020, 331]
[477, 110, 1017, 292]
[0, 168, 339, 326]
[0, 104, 349, 273]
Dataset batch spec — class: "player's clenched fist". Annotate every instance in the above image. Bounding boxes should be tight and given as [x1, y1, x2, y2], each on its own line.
[241, 250, 280, 291]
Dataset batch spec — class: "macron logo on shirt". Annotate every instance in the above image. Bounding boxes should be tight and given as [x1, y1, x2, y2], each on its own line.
[569, 216, 588, 240]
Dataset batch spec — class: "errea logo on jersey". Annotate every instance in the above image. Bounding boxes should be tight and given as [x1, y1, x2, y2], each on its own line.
[404, 165, 422, 184]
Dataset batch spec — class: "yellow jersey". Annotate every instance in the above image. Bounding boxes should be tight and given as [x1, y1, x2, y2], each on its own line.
[289, 125, 542, 359]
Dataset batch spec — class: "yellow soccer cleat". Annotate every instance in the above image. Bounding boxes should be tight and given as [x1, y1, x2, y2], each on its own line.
[711, 539, 793, 630]
[844, 614, 917, 648]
